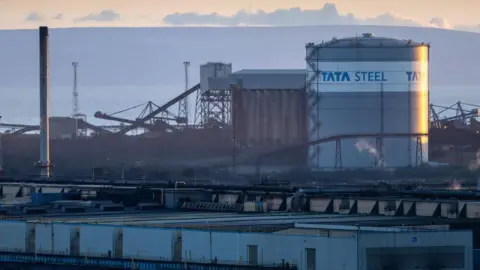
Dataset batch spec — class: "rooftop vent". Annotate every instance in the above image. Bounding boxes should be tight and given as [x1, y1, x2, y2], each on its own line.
[362, 33, 374, 38]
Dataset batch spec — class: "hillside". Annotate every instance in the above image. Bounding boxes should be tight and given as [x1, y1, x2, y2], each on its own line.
[0, 25, 479, 88]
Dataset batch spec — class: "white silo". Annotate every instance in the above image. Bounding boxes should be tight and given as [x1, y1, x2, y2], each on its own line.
[306, 33, 430, 169]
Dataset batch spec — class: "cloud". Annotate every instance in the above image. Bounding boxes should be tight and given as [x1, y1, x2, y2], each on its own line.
[430, 17, 451, 29]
[363, 14, 419, 27]
[75, 9, 120, 22]
[162, 3, 480, 33]
[163, 3, 421, 27]
[52, 13, 64, 20]
[24, 12, 42, 22]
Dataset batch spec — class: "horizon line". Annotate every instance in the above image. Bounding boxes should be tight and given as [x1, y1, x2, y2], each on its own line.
[0, 24, 476, 34]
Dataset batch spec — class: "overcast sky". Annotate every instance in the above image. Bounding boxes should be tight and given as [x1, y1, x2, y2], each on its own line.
[0, 0, 479, 32]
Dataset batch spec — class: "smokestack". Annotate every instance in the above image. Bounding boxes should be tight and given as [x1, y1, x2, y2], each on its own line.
[39, 26, 50, 178]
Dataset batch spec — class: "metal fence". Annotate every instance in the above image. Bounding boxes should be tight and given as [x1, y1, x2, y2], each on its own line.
[0, 251, 297, 270]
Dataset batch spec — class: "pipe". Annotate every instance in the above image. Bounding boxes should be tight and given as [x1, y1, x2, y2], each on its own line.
[39, 26, 50, 178]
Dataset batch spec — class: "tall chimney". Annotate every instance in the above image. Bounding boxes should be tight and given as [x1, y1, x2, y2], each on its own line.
[39, 26, 50, 178]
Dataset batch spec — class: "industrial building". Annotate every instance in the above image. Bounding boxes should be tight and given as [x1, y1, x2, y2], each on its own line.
[0, 211, 474, 270]
[211, 68, 307, 150]
[0, 31, 478, 176]
[0, 25, 479, 270]
[0, 168, 479, 269]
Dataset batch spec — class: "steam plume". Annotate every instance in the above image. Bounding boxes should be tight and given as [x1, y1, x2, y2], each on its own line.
[354, 139, 385, 167]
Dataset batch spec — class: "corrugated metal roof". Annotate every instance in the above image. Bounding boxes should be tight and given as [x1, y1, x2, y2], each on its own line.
[274, 227, 356, 237]
[233, 69, 306, 75]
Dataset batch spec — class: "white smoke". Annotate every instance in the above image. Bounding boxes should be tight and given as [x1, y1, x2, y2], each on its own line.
[355, 139, 378, 156]
[354, 139, 385, 167]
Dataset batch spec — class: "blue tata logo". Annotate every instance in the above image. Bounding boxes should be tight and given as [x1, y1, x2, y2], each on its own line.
[319, 71, 425, 83]
[406, 71, 425, 82]
[320, 71, 387, 82]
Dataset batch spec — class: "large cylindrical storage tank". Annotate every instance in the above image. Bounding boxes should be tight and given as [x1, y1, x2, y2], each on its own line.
[306, 34, 429, 169]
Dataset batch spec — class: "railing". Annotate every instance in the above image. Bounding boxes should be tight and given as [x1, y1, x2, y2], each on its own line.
[0, 216, 292, 232]
[149, 223, 292, 233]
[182, 202, 243, 212]
[0, 251, 297, 270]
[0, 215, 28, 221]
[0, 215, 56, 222]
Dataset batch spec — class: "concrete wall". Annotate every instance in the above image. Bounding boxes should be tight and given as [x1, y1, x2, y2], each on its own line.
[0, 221, 27, 252]
[358, 230, 473, 270]
[35, 223, 80, 255]
[122, 227, 175, 260]
[182, 230, 358, 269]
[35, 223, 53, 254]
[79, 225, 115, 256]
[0, 221, 474, 270]
[52, 223, 75, 255]
[359, 230, 472, 249]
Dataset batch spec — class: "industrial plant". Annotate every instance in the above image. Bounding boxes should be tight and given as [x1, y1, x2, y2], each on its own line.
[0, 32, 478, 178]
[0, 27, 480, 270]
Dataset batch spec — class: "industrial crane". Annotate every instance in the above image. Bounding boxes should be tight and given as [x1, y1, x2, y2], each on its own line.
[94, 83, 201, 135]
[0, 123, 39, 134]
[430, 101, 480, 130]
[94, 101, 179, 133]
[4, 99, 477, 137]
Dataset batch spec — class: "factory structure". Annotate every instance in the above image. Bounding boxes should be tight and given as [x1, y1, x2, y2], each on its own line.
[0, 178, 479, 270]
[0, 27, 479, 269]
[0, 32, 478, 177]
[0, 212, 473, 270]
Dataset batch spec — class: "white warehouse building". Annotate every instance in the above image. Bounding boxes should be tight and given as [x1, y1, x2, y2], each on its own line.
[0, 212, 473, 270]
